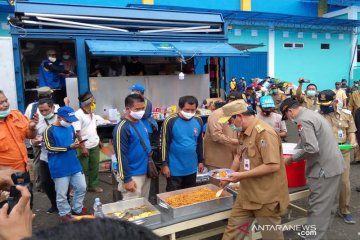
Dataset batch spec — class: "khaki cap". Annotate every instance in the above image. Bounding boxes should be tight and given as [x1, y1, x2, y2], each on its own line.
[218, 99, 248, 124]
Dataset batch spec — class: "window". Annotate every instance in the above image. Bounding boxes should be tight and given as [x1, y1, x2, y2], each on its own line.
[321, 43, 330, 50]
[294, 43, 304, 48]
[284, 43, 293, 48]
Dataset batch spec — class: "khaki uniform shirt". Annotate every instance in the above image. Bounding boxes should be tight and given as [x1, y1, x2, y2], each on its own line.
[298, 95, 319, 111]
[235, 118, 289, 211]
[293, 108, 344, 178]
[348, 91, 360, 116]
[321, 109, 356, 144]
[204, 108, 238, 168]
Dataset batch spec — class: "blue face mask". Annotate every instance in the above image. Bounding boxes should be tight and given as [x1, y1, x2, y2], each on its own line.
[320, 105, 334, 114]
[306, 90, 316, 97]
[0, 109, 10, 118]
[229, 124, 242, 132]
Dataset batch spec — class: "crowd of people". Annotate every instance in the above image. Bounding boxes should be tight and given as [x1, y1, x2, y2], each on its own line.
[1, 74, 360, 239]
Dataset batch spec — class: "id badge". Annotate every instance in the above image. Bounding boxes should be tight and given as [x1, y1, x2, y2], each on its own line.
[338, 130, 344, 139]
[244, 159, 250, 171]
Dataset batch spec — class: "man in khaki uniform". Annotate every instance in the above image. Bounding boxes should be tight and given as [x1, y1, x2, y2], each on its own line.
[348, 86, 360, 162]
[281, 98, 344, 240]
[219, 100, 289, 240]
[317, 90, 357, 224]
[296, 78, 319, 111]
[204, 95, 241, 170]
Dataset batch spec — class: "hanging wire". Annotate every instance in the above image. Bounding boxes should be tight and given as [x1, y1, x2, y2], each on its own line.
[8, 19, 27, 37]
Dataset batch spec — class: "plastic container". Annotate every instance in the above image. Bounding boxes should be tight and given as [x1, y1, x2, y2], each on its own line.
[339, 144, 353, 151]
[282, 143, 306, 188]
[284, 155, 306, 188]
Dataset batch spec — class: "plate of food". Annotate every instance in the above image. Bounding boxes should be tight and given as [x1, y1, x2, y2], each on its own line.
[208, 168, 234, 180]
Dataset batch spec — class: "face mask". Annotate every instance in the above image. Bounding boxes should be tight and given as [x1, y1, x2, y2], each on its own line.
[355, 84, 359, 87]
[63, 55, 70, 60]
[90, 102, 96, 112]
[306, 90, 316, 97]
[60, 120, 72, 127]
[320, 105, 334, 114]
[130, 110, 145, 120]
[48, 57, 56, 63]
[0, 109, 10, 118]
[229, 124, 242, 132]
[44, 112, 55, 120]
[181, 110, 195, 120]
[262, 111, 272, 117]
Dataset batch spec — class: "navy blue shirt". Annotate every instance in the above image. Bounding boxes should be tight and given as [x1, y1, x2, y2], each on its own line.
[39, 59, 66, 89]
[141, 98, 156, 134]
[161, 113, 203, 176]
[113, 119, 151, 183]
[43, 125, 82, 178]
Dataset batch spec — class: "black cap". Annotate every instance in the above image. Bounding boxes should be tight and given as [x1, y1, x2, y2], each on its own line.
[279, 97, 299, 120]
[228, 91, 243, 101]
[317, 90, 336, 106]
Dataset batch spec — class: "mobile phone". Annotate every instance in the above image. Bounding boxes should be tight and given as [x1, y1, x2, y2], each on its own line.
[80, 139, 88, 143]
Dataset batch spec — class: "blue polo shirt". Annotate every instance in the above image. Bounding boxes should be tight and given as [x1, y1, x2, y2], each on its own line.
[113, 119, 151, 183]
[43, 125, 82, 178]
[161, 114, 203, 176]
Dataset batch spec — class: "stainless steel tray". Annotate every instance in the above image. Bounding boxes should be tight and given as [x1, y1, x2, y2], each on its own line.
[102, 197, 161, 226]
[226, 184, 240, 197]
[157, 184, 234, 218]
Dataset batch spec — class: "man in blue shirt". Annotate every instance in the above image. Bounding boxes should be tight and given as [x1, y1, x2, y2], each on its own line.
[43, 106, 86, 222]
[128, 83, 157, 137]
[113, 94, 151, 200]
[161, 96, 204, 191]
[39, 49, 73, 106]
[237, 77, 247, 94]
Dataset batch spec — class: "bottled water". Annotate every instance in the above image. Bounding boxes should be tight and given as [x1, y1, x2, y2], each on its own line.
[93, 197, 105, 218]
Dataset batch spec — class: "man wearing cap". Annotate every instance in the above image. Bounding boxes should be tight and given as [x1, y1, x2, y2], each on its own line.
[129, 84, 157, 139]
[43, 106, 86, 222]
[257, 96, 287, 139]
[317, 90, 357, 224]
[219, 100, 289, 240]
[203, 95, 241, 170]
[280, 98, 344, 239]
[73, 91, 104, 193]
[296, 78, 319, 111]
[0, 90, 39, 171]
[242, 87, 257, 113]
[24, 86, 60, 191]
[39, 49, 73, 106]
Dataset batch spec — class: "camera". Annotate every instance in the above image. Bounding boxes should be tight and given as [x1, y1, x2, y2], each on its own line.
[0, 172, 33, 214]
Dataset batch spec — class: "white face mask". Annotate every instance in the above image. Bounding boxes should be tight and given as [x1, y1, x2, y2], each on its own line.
[48, 57, 56, 63]
[44, 112, 55, 120]
[181, 110, 195, 120]
[63, 55, 70, 60]
[130, 110, 145, 120]
[60, 120, 72, 127]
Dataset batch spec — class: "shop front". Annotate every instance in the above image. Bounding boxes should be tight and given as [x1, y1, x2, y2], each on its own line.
[10, 0, 244, 113]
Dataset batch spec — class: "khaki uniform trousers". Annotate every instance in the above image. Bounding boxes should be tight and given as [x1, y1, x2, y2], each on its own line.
[222, 201, 283, 240]
[339, 150, 351, 214]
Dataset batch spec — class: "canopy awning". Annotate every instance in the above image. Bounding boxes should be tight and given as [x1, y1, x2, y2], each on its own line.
[86, 40, 244, 57]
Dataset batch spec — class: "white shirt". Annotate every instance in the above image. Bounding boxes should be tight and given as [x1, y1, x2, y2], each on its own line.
[73, 108, 107, 149]
[36, 114, 57, 162]
[25, 102, 60, 121]
[257, 112, 287, 134]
